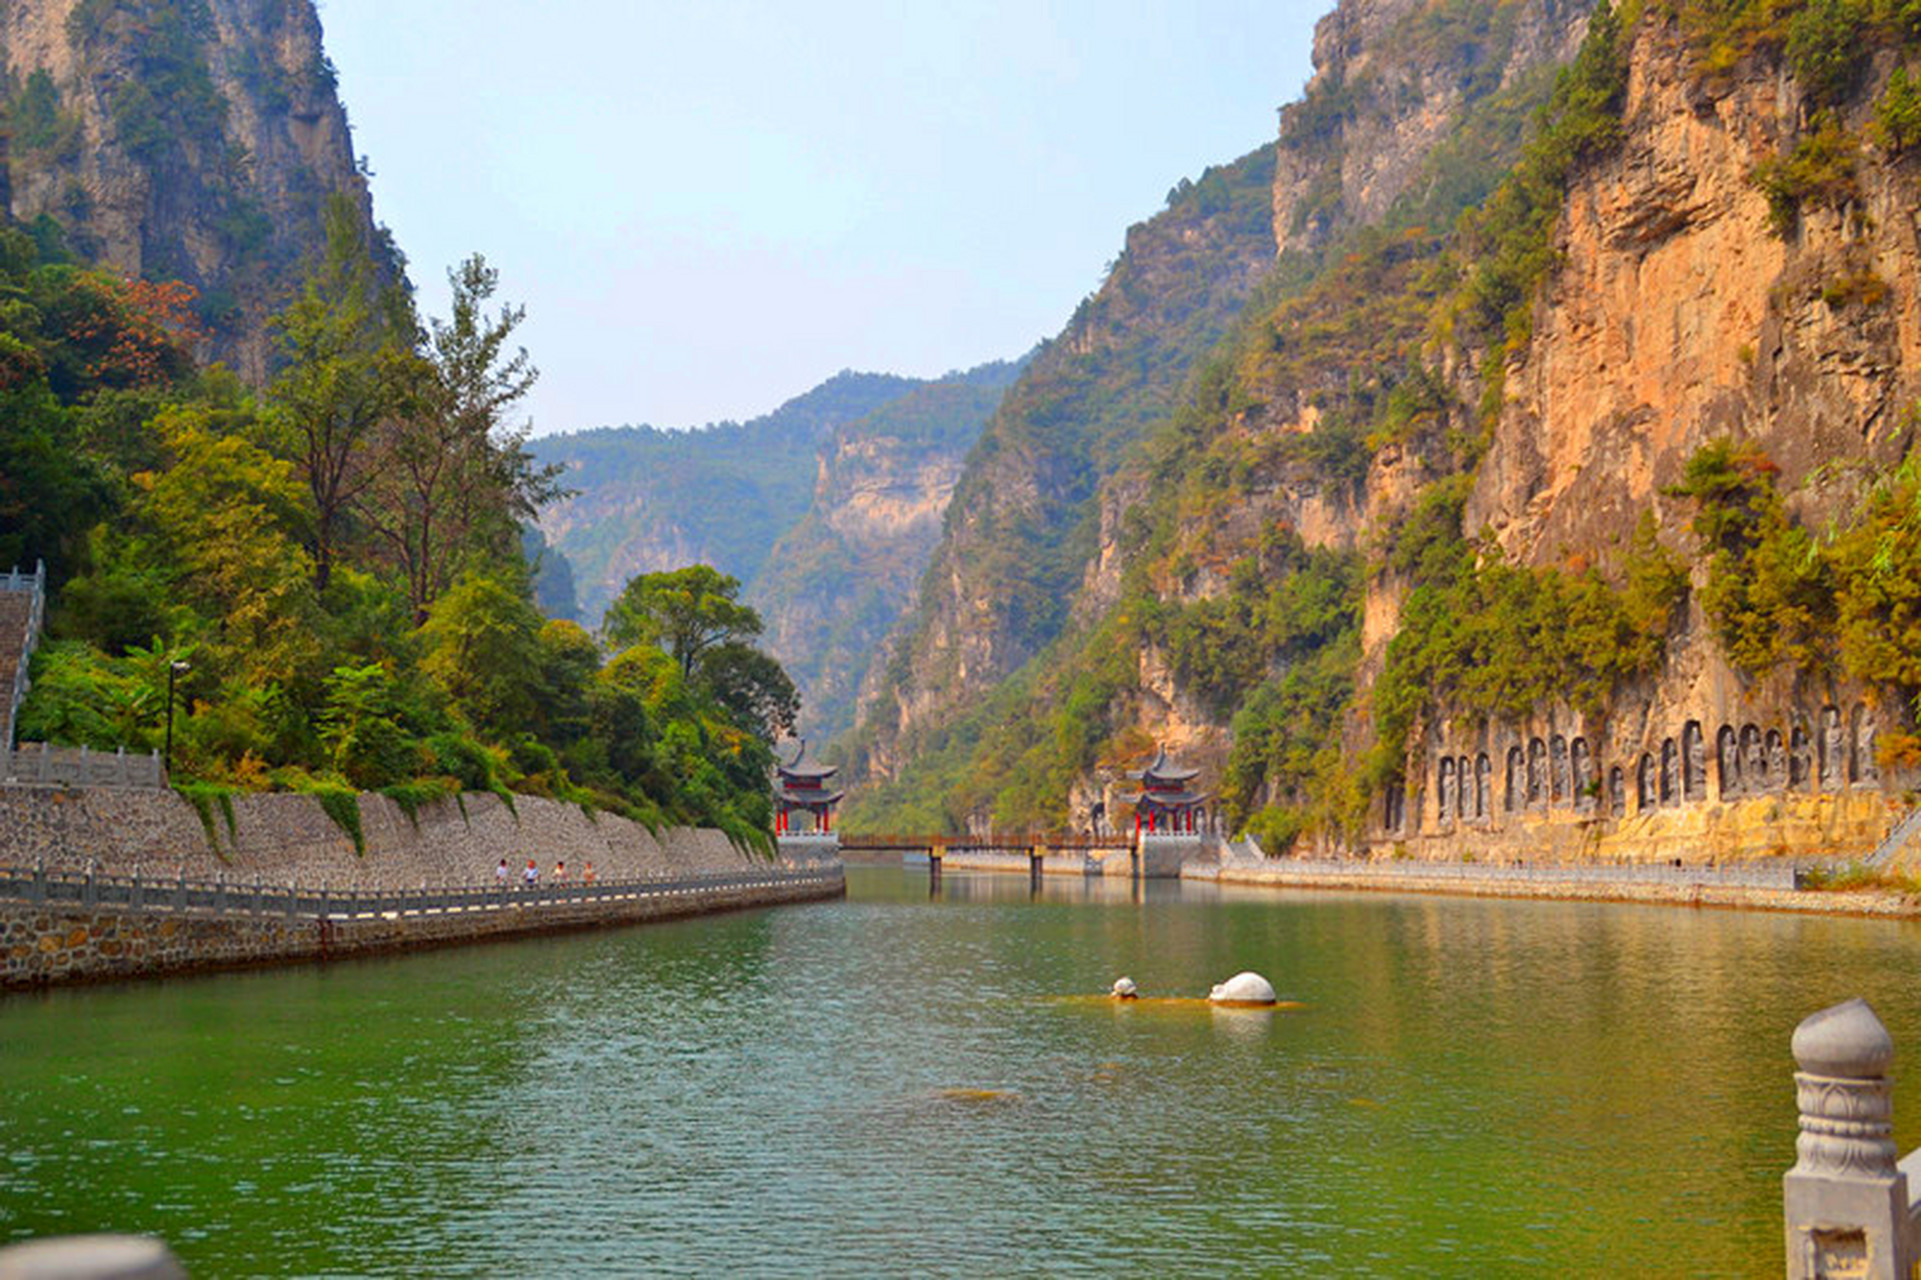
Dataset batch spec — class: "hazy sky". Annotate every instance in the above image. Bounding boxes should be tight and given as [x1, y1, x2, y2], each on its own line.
[322, 2, 1327, 435]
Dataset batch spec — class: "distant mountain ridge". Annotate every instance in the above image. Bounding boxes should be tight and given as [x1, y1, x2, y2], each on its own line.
[531, 359, 1021, 737]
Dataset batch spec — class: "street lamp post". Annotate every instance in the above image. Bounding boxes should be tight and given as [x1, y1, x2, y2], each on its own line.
[164, 659, 190, 778]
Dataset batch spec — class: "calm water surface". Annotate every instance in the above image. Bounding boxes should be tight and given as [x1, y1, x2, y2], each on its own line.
[5, 867, 1921, 1276]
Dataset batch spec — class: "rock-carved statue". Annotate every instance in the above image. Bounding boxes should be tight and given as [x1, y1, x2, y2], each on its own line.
[1528, 738, 1547, 808]
[1854, 704, 1880, 785]
[1742, 724, 1766, 790]
[1438, 758, 1455, 824]
[1506, 747, 1524, 813]
[1822, 706, 1845, 789]
[1790, 723, 1811, 789]
[1683, 721, 1706, 800]
[1718, 725, 1741, 799]
[1766, 729, 1787, 791]
[1475, 754, 1492, 821]
[1637, 754, 1655, 811]
[1570, 738, 1593, 811]
[1551, 736, 1570, 806]
[1660, 739, 1679, 806]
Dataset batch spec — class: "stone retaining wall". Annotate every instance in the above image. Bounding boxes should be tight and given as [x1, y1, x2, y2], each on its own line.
[1, 871, 842, 989]
[0, 785, 756, 886]
[1204, 861, 1921, 919]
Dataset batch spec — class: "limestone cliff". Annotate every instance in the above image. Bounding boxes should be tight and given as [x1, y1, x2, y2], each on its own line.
[751, 370, 1017, 742]
[847, 0, 1592, 820]
[534, 363, 1014, 739]
[853, 0, 1921, 865]
[0, 0, 385, 379]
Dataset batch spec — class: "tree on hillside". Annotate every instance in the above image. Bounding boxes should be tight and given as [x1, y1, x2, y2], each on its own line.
[603, 565, 797, 742]
[268, 195, 412, 593]
[361, 253, 561, 621]
[603, 565, 763, 678]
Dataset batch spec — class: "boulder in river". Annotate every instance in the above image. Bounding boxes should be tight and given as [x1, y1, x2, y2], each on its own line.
[1208, 972, 1276, 1006]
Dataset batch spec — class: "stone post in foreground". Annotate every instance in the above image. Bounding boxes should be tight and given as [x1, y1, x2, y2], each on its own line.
[1785, 997, 1920, 1279]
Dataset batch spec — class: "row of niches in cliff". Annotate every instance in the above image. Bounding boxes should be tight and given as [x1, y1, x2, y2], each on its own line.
[1389, 703, 1885, 835]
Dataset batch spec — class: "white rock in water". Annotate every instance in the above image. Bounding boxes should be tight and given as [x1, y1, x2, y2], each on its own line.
[1208, 971, 1276, 1005]
[1111, 976, 1139, 999]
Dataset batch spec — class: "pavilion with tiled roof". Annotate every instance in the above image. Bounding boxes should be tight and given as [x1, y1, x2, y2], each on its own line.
[774, 741, 843, 835]
[1129, 745, 1207, 836]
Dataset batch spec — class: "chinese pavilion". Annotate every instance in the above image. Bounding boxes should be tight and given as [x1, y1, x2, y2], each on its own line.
[774, 741, 843, 835]
[1130, 745, 1207, 835]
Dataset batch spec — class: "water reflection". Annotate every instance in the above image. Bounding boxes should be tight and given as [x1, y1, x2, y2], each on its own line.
[3, 867, 1919, 1275]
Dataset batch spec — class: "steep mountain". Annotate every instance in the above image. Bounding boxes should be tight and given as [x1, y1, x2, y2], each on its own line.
[851, 0, 1921, 866]
[532, 362, 1017, 736]
[0, 0, 390, 380]
[532, 372, 923, 626]
[846, 0, 1590, 823]
[751, 362, 1021, 741]
[844, 146, 1282, 787]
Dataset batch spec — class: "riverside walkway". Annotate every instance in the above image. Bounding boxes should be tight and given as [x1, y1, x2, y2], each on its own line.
[0, 859, 845, 988]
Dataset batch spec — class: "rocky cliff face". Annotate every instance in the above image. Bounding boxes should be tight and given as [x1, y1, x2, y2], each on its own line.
[1398, 8, 1921, 861]
[847, 0, 1592, 815]
[1274, 0, 1590, 254]
[847, 146, 1282, 784]
[853, 0, 1921, 863]
[752, 373, 1015, 742]
[0, 0, 384, 379]
[534, 364, 1014, 739]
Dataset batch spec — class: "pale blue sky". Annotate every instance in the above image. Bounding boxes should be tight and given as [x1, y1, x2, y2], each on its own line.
[321, 1, 1328, 434]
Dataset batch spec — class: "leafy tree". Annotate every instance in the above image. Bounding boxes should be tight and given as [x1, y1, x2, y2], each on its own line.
[267, 194, 411, 592]
[604, 564, 764, 678]
[361, 253, 560, 619]
[318, 662, 414, 788]
[417, 570, 543, 736]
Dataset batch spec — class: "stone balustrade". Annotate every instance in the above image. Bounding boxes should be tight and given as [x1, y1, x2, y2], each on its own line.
[1785, 998, 1921, 1278]
[2, 743, 166, 788]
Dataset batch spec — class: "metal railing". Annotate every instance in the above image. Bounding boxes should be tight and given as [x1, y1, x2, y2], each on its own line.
[0, 861, 844, 921]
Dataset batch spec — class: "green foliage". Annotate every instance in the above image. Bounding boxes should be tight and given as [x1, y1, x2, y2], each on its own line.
[309, 785, 365, 856]
[175, 781, 236, 858]
[1831, 449, 1921, 708]
[1750, 114, 1861, 235]
[1788, 0, 1874, 101]
[1451, 0, 1631, 365]
[1876, 66, 1921, 149]
[0, 194, 794, 853]
[1669, 438, 1836, 671]
[379, 776, 458, 829]
[1374, 492, 1687, 765]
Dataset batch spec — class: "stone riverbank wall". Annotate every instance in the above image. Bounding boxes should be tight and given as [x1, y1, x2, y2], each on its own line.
[0, 869, 841, 989]
[0, 784, 845, 988]
[1194, 856, 1921, 919]
[0, 785, 758, 884]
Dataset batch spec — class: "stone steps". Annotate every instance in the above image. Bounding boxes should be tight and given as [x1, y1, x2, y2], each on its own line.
[0, 590, 35, 749]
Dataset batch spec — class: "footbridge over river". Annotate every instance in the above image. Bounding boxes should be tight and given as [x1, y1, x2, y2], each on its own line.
[839, 832, 1197, 888]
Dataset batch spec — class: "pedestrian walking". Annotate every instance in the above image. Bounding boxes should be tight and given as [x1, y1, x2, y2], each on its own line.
[495, 857, 509, 888]
[554, 860, 567, 883]
[523, 858, 538, 887]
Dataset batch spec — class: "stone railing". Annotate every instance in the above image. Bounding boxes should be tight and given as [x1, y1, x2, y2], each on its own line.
[2, 559, 45, 750]
[2, 743, 166, 788]
[1784, 998, 1921, 1278]
[0, 860, 842, 922]
[1255, 854, 1804, 891]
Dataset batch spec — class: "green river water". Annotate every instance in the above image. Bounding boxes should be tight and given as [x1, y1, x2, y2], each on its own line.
[4, 866, 1921, 1276]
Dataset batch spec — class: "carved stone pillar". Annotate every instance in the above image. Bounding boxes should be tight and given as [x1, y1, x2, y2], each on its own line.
[1785, 997, 1918, 1280]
